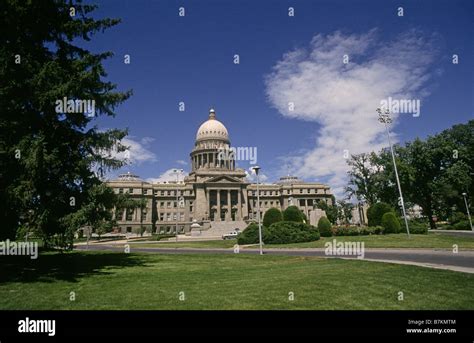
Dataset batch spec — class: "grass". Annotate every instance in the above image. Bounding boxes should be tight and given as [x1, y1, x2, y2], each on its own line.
[0, 251, 473, 310]
[128, 233, 474, 250]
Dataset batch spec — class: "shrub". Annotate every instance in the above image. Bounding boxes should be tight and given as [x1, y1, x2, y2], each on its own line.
[372, 226, 384, 235]
[237, 223, 263, 245]
[317, 217, 332, 237]
[283, 206, 304, 222]
[381, 212, 401, 234]
[450, 212, 467, 225]
[265, 221, 320, 244]
[330, 225, 384, 236]
[453, 220, 472, 230]
[333, 226, 359, 236]
[367, 202, 393, 227]
[358, 226, 381, 235]
[263, 208, 283, 227]
[408, 224, 428, 234]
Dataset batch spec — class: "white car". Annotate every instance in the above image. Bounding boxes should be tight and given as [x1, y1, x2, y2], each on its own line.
[222, 231, 239, 240]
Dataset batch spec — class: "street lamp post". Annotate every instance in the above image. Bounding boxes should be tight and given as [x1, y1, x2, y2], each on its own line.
[462, 193, 473, 231]
[377, 108, 410, 238]
[173, 168, 183, 242]
[252, 166, 263, 255]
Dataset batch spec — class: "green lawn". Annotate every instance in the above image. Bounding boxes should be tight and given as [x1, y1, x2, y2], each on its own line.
[129, 233, 474, 250]
[0, 251, 473, 310]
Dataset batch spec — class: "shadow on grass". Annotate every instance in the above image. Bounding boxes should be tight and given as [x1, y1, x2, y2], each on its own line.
[0, 251, 149, 284]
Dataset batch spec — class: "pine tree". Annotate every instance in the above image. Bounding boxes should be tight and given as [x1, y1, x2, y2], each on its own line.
[0, 1, 131, 246]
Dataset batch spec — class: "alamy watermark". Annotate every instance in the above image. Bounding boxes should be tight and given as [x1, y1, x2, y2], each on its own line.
[324, 239, 365, 259]
[18, 317, 55, 337]
[380, 97, 420, 117]
[217, 146, 257, 165]
[55, 97, 96, 117]
[0, 239, 38, 259]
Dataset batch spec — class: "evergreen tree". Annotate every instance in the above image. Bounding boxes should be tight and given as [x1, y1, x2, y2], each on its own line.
[0, 1, 131, 246]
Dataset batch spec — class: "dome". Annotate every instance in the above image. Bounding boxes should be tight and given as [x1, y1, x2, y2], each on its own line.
[196, 109, 229, 142]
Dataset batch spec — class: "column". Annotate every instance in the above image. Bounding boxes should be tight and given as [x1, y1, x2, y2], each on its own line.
[206, 188, 210, 220]
[226, 190, 231, 221]
[237, 189, 242, 220]
[216, 190, 221, 221]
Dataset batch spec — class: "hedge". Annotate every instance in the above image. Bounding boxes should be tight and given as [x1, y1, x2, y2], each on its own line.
[263, 208, 283, 227]
[283, 206, 305, 223]
[367, 202, 393, 227]
[381, 212, 401, 233]
[317, 217, 332, 237]
[265, 221, 320, 244]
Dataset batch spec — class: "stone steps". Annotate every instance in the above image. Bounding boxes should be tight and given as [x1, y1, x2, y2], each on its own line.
[196, 220, 248, 237]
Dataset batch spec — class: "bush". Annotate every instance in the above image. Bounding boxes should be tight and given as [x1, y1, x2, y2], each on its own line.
[381, 212, 401, 234]
[333, 226, 359, 236]
[283, 206, 304, 222]
[263, 208, 283, 227]
[408, 224, 428, 234]
[359, 226, 383, 235]
[453, 220, 472, 230]
[265, 221, 320, 244]
[450, 212, 467, 225]
[317, 217, 332, 237]
[367, 202, 393, 227]
[330, 225, 384, 236]
[237, 223, 267, 245]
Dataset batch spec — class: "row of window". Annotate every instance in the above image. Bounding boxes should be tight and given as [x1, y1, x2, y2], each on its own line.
[158, 201, 193, 209]
[117, 188, 194, 196]
[249, 188, 325, 196]
[252, 199, 320, 208]
[159, 213, 186, 222]
[117, 188, 326, 197]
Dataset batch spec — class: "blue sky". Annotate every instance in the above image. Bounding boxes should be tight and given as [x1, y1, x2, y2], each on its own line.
[85, 0, 473, 196]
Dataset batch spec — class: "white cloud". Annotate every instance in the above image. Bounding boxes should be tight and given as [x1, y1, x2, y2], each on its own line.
[116, 136, 157, 165]
[265, 29, 439, 197]
[176, 160, 188, 166]
[245, 167, 269, 183]
[147, 169, 187, 184]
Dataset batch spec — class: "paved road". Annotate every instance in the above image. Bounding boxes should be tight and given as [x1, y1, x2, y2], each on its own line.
[75, 244, 474, 273]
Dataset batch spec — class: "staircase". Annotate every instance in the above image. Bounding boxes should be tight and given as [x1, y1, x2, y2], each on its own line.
[197, 220, 248, 238]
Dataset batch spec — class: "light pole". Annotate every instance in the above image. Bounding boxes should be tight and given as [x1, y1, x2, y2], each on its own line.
[252, 166, 263, 255]
[462, 193, 473, 231]
[173, 168, 183, 242]
[377, 108, 410, 238]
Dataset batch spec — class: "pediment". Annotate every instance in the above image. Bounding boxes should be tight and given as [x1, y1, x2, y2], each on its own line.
[204, 175, 243, 184]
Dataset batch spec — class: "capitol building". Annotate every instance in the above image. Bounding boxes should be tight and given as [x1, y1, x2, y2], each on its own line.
[106, 109, 333, 235]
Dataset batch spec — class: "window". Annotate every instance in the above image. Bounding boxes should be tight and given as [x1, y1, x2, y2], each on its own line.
[167, 201, 171, 208]
[299, 199, 305, 207]
[160, 202, 164, 208]
[299, 189, 303, 194]
[143, 189, 148, 195]
[129, 188, 133, 194]
[161, 191, 164, 196]
[119, 188, 123, 194]
[126, 209, 133, 221]
[159, 214, 164, 221]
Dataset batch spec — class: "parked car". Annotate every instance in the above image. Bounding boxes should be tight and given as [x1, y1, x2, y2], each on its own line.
[222, 231, 239, 240]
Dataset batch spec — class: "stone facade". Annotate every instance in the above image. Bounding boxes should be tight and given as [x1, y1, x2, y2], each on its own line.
[106, 109, 333, 234]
